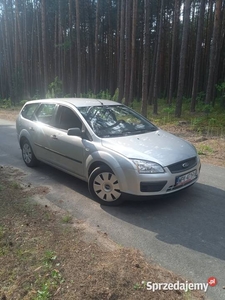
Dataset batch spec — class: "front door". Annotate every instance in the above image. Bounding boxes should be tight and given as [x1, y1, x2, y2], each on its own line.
[47, 105, 85, 178]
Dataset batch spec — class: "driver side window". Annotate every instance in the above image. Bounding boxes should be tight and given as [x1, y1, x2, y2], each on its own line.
[56, 106, 82, 130]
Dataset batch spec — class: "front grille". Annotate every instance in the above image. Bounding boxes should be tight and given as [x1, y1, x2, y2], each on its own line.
[167, 157, 197, 174]
[140, 181, 167, 192]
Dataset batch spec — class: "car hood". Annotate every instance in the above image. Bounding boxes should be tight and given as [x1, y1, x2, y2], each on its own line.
[101, 129, 197, 166]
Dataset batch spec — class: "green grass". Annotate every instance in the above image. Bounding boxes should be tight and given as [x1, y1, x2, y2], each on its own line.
[0, 225, 4, 240]
[61, 214, 73, 224]
[43, 250, 57, 266]
[0, 225, 9, 256]
[130, 98, 225, 137]
[33, 251, 64, 300]
[10, 181, 21, 190]
[197, 145, 214, 155]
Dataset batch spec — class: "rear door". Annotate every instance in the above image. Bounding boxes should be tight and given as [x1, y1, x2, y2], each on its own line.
[31, 103, 57, 162]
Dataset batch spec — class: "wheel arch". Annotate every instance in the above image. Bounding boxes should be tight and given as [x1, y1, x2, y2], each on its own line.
[19, 136, 28, 149]
[88, 161, 112, 178]
[18, 129, 31, 149]
[86, 153, 130, 193]
[86, 150, 124, 179]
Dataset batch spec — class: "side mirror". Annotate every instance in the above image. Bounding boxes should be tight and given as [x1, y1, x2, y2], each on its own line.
[67, 128, 82, 137]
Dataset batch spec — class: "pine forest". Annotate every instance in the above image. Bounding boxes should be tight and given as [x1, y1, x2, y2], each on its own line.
[0, 0, 224, 117]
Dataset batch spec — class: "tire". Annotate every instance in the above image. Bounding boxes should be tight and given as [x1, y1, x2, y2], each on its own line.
[88, 166, 124, 206]
[21, 139, 38, 167]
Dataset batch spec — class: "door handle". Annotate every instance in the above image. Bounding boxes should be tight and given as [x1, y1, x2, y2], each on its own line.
[50, 134, 58, 140]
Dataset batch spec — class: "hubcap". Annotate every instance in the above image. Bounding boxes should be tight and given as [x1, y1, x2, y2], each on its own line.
[22, 143, 32, 164]
[93, 172, 121, 202]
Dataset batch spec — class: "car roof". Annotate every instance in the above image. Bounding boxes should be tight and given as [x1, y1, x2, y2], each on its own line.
[24, 98, 121, 108]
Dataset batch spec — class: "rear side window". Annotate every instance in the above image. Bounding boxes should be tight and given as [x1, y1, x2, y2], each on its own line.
[36, 104, 56, 125]
[21, 103, 39, 120]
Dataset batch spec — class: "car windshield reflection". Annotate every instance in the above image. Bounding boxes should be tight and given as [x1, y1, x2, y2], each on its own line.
[78, 105, 157, 138]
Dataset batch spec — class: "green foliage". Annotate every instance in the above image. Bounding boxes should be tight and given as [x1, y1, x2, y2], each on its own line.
[20, 100, 28, 106]
[216, 82, 225, 107]
[195, 100, 213, 115]
[133, 281, 147, 290]
[191, 117, 203, 128]
[112, 88, 119, 102]
[61, 214, 73, 223]
[203, 104, 213, 115]
[196, 91, 206, 103]
[197, 144, 213, 155]
[46, 77, 63, 98]
[56, 38, 71, 51]
[35, 282, 51, 300]
[0, 98, 12, 108]
[98, 90, 111, 100]
[11, 181, 21, 190]
[80, 91, 97, 99]
[43, 250, 57, 267]
[32, 90, 42, 100]
[162, 106, 175, 122]
[0, 225, 4, 240]
[81, 90, 113, 100]
[34, 250, 64, 300]
[216, 82, 225, 92]
[0, 225, 9, 256]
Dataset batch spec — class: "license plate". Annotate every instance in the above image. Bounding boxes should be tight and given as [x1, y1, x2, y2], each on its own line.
[175, 170, 197, 187]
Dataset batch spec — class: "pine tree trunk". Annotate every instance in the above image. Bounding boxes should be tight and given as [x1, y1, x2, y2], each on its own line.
[75, 0, 82, 96]
[191, 0, 206, 112]
[94, 0, 100, 94]
[69, 0, 74, 95]
[129, 0, 138, 104]
[118, 0, 125, 102]
[141, 0, 150, 117]
[124, 0, 132, 105]
[153, 0, 164, 115]
[168, 0, 180, 105]
[108, 0, 114, 96]
[41, 0, 48, 96]
[205, 0, 222, 104]
[175, 0, 191, 117]
[3, 0, 14, 101]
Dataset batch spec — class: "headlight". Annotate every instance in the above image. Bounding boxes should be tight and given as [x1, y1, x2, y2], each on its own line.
[131, 159, 164, 174]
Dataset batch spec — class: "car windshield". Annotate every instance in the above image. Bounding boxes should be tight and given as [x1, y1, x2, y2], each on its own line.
[77, 105, 157, 138]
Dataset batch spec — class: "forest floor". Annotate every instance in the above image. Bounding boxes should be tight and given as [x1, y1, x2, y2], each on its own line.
[0, 107, 223, 300]
[0, 166, 205, 300]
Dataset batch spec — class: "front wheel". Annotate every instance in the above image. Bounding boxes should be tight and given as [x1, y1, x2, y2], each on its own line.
[21, 139, 38, 167]
[88, 166, 124, 206]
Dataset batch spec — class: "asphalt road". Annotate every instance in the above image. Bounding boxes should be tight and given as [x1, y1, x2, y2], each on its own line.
[1, 119, 225, 300]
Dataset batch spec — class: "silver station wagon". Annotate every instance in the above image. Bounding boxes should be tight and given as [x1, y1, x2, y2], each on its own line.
[16, 98, 201, 205]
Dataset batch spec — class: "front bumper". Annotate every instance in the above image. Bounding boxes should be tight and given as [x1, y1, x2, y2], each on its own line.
[118, 160, 201, 196]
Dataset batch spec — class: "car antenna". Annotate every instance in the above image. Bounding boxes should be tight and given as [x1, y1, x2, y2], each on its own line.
[98, 100, 104, 105]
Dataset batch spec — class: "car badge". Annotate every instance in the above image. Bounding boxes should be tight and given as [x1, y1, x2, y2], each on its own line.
[182, 162, 189, 168]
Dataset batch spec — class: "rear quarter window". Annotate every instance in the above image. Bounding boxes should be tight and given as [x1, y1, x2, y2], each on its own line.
[21, 103, 39, 120]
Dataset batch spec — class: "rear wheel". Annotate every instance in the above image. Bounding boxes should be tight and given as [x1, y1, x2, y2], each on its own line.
[21, 139, 38, 167]
[88, 166, 124, 206]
